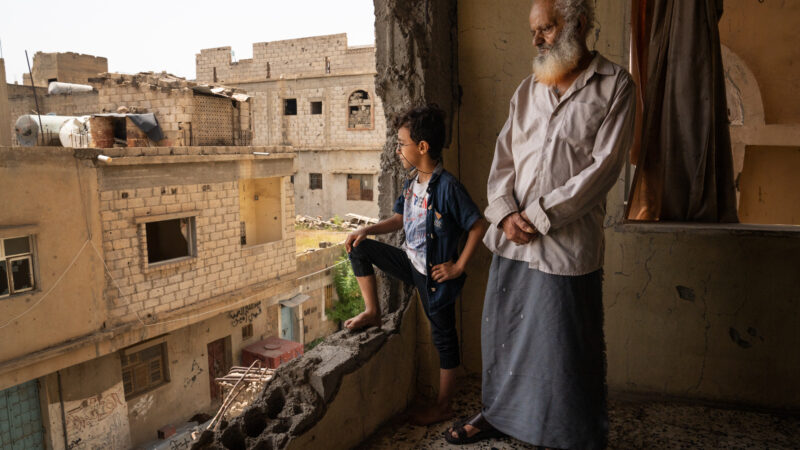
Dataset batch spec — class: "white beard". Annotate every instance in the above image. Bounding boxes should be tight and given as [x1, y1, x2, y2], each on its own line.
[532, 25, 584, 85]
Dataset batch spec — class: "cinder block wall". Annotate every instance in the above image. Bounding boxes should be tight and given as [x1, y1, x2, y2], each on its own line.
[197, 34, 375, 84]
[98, 151, 296, 326]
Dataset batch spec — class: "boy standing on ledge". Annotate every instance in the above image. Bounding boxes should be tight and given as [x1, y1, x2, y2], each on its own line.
[345, 105, 486, 425]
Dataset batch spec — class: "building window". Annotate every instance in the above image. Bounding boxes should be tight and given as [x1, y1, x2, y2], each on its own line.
[324, 57, 331, 74]
[284, 99, 297, 116]
[311, 101, 323, 115]
[1, 236, 35, 298]
[324, 284, 336, 310]
[239, 177, 284, 246]
[145, 218, 195, 264]
[309, 173, 323, 190]
[121, 341, 169, 399]
[346, 174, 374, 201]
[242, 323, 254, 340]
[348, 90, 372, 129]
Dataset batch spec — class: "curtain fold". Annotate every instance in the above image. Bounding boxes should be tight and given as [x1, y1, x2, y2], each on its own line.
[626, 0, 738, 222]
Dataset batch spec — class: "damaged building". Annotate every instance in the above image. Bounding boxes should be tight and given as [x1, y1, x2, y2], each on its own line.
[0, 58, 346, 448]
[2, 0, 800, 448]
[196, 34, 385, 219]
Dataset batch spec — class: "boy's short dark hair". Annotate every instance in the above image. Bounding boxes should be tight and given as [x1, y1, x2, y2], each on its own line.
[394, 104, 446, 160]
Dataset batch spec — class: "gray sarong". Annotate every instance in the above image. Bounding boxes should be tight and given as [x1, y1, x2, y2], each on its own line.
[482, 254, 607, 449]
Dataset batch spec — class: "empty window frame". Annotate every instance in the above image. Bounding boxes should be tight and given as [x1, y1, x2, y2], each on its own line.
[311, 101, 323, 115]
[284, 98, 297, 116]
[145, 217, 195, 264]
[121, 341, 169, 399]
[346, 174, 374, 201]
[348, 90, 372, 129]
[309, 173, 323, 190]
[0, 236, 35, 298]
[239, 178, 284, 246]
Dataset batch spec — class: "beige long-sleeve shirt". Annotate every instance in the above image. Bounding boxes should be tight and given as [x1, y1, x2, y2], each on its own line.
[483, 53, 635, 276]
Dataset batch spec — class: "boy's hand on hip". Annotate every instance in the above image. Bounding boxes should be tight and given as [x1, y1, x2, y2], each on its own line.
[431, 261, 463, 283]
[345, 230, 367, 253]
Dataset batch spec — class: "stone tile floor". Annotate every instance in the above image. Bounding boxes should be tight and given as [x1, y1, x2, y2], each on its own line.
[358, 376, 800, 449]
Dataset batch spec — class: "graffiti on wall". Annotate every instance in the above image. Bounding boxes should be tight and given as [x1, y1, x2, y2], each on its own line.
[129, 393, 154, 417]
[183, 359, 204, 388]
[228, 301, 262, 327]
[58, 382, 131, 450]
[66, 392, 124, 432]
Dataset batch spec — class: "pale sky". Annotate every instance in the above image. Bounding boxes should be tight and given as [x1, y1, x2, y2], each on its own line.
[0, 0, 376, 84]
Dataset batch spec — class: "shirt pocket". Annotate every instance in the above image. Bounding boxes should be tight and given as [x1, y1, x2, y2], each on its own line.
[557, 101, 606, 152]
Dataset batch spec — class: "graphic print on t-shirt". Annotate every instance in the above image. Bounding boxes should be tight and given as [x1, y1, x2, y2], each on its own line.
[402, 176, 429, 275]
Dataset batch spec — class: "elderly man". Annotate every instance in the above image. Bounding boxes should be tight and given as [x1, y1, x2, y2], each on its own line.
[446, 0, 635, 448]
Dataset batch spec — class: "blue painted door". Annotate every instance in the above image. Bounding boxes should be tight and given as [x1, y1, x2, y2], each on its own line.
[280, 305, 294, 341]
[0, 380, 45, 450]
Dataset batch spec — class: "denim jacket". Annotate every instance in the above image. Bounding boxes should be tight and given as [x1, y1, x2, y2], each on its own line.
[393, 165, 482, 313]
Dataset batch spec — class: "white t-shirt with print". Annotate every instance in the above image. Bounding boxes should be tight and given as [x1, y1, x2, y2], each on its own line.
[401, 176, 430, 275]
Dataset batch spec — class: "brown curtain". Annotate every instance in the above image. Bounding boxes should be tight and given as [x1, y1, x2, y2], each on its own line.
[626, 0, 738, 222]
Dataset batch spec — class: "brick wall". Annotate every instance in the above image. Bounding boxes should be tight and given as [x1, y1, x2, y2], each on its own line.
[248, 74, 385, 148]
[23, 52, 107, 87]
[196, 34, 375, 84]
[99, 159, 296, 325]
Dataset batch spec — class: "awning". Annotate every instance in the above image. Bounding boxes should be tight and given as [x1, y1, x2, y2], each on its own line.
[279, 294, 310, 308]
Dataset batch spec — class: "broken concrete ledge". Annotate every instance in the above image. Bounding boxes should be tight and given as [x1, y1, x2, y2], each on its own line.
[192, 293, 417, 450]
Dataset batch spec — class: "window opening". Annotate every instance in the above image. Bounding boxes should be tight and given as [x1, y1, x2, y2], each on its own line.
[121, 341, 169, 398]
[346, 174, 374, 201]
[284, 99, 297, 116]
[309, 173, 323, 190]
[145, 217, 195, 264]
[0, 236, 35, 298]
[348, 90, 372, 129]
[311, 101, 323, 115]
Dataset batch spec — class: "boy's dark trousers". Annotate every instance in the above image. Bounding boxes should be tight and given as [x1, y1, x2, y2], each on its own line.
[348, 238, 460, 369]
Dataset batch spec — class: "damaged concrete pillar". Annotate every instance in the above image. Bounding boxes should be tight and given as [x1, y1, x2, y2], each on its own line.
[373, 0, 459, 313]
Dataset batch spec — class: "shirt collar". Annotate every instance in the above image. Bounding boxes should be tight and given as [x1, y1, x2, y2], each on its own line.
[556, 52, 614, 100]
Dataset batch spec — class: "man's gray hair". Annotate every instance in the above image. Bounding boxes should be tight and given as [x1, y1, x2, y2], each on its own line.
[537, 0, 596, 38]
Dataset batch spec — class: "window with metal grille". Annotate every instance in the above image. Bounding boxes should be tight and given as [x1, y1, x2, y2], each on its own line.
[324, 284, 336, 310]
[346, 174, 374, 201]
[0, 236, 35, 298]
[120, 342, 169, 398]
[284, 98, 297, 116]
[309, 173, 323, 190]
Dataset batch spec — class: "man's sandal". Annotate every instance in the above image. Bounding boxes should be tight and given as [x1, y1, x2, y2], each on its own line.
[443, 412, 505, 445]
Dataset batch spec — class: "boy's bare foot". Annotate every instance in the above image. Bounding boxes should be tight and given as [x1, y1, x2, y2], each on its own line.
[344, 311, 381, 330]
[409, 404, 454, 426]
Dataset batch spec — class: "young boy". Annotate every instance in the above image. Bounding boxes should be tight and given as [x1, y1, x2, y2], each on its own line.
[344, 104, 487, 425]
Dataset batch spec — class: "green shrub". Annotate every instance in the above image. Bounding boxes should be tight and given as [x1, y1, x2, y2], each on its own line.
[331, 215, 344, 226]
[325, 252, 365, 323]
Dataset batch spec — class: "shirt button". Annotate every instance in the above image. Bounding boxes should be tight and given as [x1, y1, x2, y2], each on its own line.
[546, 137, 552, 143]
[509, 371, 513, 376]
[485, 317, 489, 322]
[501, 287, 506, 293]
[520, 313, 524, 319]
[501, 343, 505, 348]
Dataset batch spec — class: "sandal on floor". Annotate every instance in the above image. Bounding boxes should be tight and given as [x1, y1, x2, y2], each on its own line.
[443, 412, 505, 445]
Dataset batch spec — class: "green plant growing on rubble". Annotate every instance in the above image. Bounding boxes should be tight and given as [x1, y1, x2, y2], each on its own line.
[326, 252, 365, 324]
[331, 215, 344, 226]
